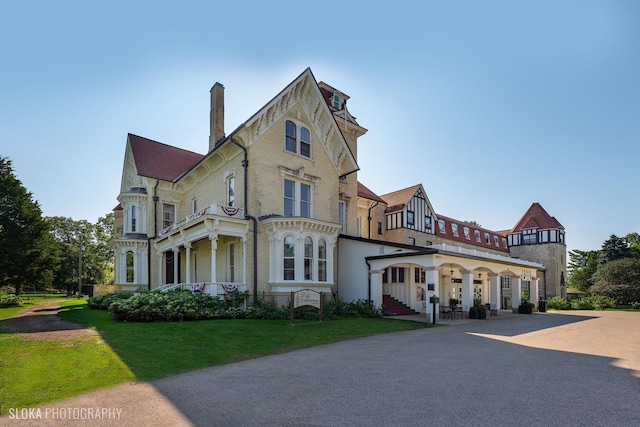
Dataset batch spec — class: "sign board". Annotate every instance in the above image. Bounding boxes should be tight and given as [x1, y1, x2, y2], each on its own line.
[429, 296, 439, 304]
[290, 289, 323, 324]
[427, 283, 435, 291]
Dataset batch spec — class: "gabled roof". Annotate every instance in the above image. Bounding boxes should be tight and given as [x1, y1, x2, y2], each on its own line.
[510, 202, 564, 232]
[128, 133, 204, 182]
[357, 182, 386, 204]
[380, 184, 422, 213]
[241, 68, 360, 176]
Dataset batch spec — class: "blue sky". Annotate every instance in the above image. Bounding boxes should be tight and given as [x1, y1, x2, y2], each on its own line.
[1, 1, 638, 252]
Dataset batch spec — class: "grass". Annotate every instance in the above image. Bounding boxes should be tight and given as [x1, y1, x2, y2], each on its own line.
[0, 299, 431, 411]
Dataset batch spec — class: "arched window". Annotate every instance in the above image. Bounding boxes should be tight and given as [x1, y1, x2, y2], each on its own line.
[304, 237, 313, 280]
[285, 120, 311, 158]
[318, 238, 327, 282]
[283, 236, 295, 280]
[126, 251, 134, 283]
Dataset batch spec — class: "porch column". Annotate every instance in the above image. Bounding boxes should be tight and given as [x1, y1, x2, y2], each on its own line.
[369, 269, 384, 308]
[241, 237, 247, 283]
[425, 267, 440, 320]
[157, 252, 163, 287]
[173, 248, 180, 284]
[461, 270, 474, 311]
[531, 277, 540, 310]
[489, 273, 500, 311]
[185, 242, 192, 285]
[327, 239, 336, 284]
[210, 236, 218, 283]
[511, 275, 522, 312]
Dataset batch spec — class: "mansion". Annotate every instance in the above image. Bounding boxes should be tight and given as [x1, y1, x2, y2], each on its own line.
[113, 68, 566, 315]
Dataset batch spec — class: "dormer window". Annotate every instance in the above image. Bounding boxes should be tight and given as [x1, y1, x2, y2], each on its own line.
[332, 94, 341, 109]
[463, 227, 470, 240]
[438, 219, 446, 234]
[451, 223, 459, 237]
[285, 120, 311, 158]
[475, 230, 481, 242]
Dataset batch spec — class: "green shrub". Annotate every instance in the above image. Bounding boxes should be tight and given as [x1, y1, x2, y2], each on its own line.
[570, 295, 616, 310]
[0, 291, 22, 308]
[108, 289, 232, 322]
[547, 296, 570, 310]
[87, 292, 133, 310]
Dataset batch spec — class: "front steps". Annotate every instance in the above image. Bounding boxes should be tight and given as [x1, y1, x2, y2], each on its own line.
[382, 295, 420, 316]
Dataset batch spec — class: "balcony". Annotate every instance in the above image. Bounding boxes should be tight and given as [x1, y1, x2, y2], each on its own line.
[159, 204, 246, 237]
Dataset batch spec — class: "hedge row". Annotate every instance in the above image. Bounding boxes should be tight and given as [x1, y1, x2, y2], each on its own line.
[87, 289, 382, 322]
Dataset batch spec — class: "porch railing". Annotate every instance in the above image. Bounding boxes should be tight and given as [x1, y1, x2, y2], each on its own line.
[159, 204, 246, 237]
[156, 282, 247, 297]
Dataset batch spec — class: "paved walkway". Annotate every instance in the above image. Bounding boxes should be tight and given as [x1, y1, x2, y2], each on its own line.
[2, 310, 639, 426]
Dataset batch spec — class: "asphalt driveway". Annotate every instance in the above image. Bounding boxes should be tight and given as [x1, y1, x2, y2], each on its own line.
[3, 311, 639, 426]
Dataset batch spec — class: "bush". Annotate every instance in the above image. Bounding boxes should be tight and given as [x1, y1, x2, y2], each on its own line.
[87, 292, 133, 310]
[570, 295, 616, 310]
[0, 291, 22, 308]
[547, 296, 570, 310]
[108, 289, 237, 322]
[97, 288, 383, 322]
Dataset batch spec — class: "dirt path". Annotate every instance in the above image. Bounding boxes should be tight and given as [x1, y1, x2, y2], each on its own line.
[0, 300, 99, 340]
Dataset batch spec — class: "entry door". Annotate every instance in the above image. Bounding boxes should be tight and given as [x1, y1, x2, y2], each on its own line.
[165, 251, 181, 284]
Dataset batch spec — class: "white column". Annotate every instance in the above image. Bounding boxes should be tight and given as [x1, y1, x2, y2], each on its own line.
[185, 242, 192, 285]
[157, 253, 163, 287]
[241, 237, 247, 283]
[327, 240, 336, 284]
[512, 275, 522, 311]
[210, 236, 218, 283]
[370, 269, 384, 308]
[461, 270, 474, 310]
[173, 248, 180, 284]
[489, 273, 500, 312]
[531, 277, 540, 310]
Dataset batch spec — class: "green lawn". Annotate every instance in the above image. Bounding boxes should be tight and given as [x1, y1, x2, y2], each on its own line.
[0, 299, 431, 411]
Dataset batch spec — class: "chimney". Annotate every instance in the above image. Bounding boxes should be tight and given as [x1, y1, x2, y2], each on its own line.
[209, 83, 225, 151]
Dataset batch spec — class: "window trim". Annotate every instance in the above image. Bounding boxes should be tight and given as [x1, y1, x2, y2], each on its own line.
[284, 178, 313, 218]
[284, 119, 312, 158]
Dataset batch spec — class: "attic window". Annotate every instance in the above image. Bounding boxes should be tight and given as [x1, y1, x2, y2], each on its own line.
[451, 223, 459, 237]
[474, 230, 481, 242]
[285, 120, 311, 158]
[332, 94, 341, 109]
[463, 227, 470, 240]
[438, 220, 446, 234]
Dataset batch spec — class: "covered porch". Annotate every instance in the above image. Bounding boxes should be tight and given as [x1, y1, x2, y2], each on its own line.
[368, 244, 545, 320]
[153, 204, 250, 297]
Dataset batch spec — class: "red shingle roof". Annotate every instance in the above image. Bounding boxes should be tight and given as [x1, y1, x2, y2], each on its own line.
[380, 185, 421, 213]
[510, 203, 563, 232]
[435, 214, 509, 252]
[128, 133, 204, 181]
[357, 182, 386, 204]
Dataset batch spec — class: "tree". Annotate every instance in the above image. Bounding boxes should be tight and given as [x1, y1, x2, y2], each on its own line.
[464, 220, 482, 227]
[624, 232, 640, 259]
[47, 214, 115, 291]
[568, 249, 598, 277]
[568, 251, 599, 292]
[0, 157, 59, 294]
[600, 234, 631, 265]
[591, 258, 640, 304]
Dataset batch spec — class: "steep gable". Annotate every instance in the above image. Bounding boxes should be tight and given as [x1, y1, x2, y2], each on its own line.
[380, 185, 423, 213]
[511, 202, 563, 232]
[239, 68, 359, 176]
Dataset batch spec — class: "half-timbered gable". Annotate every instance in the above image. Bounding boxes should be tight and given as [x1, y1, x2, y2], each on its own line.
[380, 185, 436, 235]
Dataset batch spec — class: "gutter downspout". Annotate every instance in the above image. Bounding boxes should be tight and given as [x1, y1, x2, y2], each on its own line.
[367, 202, 378, 239]
[147, 179, 160, 290]
[230, 137, 258, 303]
[365, 259, 372, 306]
